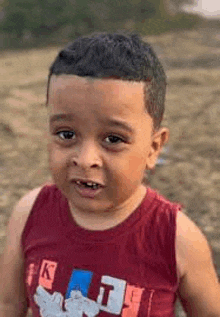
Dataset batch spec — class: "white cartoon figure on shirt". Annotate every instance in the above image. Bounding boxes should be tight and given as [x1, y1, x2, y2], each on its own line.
[34, 285, 100, 317]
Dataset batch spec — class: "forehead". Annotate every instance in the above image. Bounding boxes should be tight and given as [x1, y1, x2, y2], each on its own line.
[48, 75, 145, 98]
[48, 75, 151, 124]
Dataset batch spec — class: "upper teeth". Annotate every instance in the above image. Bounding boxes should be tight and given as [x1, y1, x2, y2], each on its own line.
[76, 181, 98, 186]
[86, 182, 96, 186]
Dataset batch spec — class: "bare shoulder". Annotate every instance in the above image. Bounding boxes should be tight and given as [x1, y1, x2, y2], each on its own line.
[0, 186, 43, 310]
[175, 210, 220, 316]
[6, 186, 43, 244]
[175, 210, 207, 278]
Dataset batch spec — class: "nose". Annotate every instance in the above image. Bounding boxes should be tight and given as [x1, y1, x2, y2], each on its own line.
[71, 141, 102, 169]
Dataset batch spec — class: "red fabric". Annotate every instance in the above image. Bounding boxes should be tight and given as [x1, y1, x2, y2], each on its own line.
[21, 184, 181, 317]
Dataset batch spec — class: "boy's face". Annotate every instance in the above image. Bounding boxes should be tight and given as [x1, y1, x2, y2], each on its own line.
[47, 75, 169, 219]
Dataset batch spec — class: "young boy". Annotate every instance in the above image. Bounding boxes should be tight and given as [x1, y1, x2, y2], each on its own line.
[0, 32, 220, 317]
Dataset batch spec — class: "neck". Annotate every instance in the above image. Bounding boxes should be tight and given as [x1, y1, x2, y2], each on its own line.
[69, 185, 147, 231]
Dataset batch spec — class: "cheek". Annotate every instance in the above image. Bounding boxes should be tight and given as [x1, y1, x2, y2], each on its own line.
[129, 145, 149, 170]
[48, 145, 67, 174]
[127, 154, 147, 181]
[111, 153, 146, 185]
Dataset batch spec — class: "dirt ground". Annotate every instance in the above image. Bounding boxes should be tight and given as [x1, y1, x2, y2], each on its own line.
[1, 26, 220, 316]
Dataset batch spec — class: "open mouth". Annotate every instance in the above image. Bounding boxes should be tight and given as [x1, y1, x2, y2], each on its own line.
[75, 180, 101, 190]
[73, 180, 103, 198]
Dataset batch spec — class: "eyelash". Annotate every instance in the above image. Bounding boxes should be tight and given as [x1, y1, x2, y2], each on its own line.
[55, 131, 125, 145]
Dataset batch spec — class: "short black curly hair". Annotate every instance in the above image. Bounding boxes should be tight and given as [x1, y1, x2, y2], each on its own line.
[47, 32, 167, 129]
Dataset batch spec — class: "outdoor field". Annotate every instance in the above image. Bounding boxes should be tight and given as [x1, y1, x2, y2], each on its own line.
[0, 26, 220, 316]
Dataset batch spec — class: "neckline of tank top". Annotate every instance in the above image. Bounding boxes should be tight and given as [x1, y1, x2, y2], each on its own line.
[54, 185, 159, 243]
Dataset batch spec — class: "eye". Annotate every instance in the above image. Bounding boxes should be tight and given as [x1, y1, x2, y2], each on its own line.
[56, 131, 75, 140]
[105, 135, 124, 144]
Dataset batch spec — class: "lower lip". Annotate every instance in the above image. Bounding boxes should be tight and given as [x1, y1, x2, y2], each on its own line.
[72, 182, 103, 198]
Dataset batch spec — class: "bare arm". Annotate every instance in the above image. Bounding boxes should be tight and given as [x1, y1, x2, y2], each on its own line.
[0, 187, 43, 317]
[176, 211, 220, 317]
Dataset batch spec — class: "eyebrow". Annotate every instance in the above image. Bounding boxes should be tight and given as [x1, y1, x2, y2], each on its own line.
[49, 114, 74, 124]
[49, 114, 134, 133]
[105, 119, 134, 133]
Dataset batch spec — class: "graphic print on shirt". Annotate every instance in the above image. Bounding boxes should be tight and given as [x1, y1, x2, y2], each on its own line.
[34, 286, 100, 317]
[34, 261, 145, 317]
[39, 259, 58, 290]
[27, 263, 37, 286]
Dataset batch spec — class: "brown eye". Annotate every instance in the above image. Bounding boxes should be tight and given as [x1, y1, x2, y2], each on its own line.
[105, 135, 124, 144]
[56, 131, 75, 140]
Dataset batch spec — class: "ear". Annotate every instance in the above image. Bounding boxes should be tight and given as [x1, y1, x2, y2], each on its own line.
[146, 127, 170, 170]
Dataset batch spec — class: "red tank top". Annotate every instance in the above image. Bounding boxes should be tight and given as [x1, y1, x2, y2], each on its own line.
[21, 184, 181, 317]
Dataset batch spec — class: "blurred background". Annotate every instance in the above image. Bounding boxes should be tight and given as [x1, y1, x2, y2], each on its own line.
[0, 1, 220, 316]
[0, 0, 219, 49]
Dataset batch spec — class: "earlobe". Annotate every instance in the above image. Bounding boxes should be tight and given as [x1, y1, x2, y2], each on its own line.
[146, 127, 170, 170]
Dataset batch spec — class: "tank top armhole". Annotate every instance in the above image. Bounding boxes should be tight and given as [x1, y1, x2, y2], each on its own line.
[21, 183, 54, 250]
[173, 204, 182, 289]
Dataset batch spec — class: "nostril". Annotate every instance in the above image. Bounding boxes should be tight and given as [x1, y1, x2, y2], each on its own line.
[71, 157, 78, 166]
[70, 153, 101, 168]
